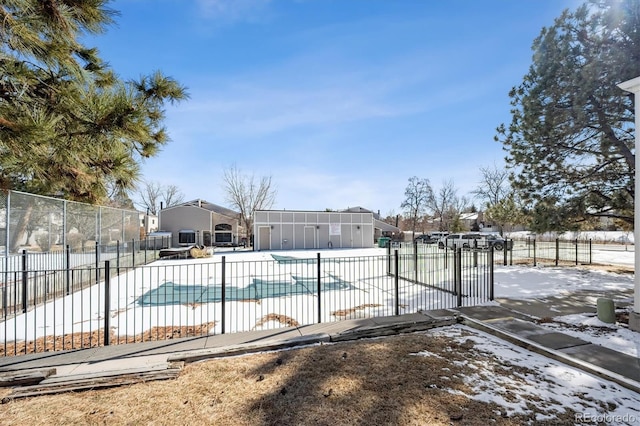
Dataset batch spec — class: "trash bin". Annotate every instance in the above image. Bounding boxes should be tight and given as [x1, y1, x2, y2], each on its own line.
[378, 237, 391, 248]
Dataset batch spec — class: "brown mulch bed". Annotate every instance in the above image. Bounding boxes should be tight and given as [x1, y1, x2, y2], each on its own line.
[254, 314, 300, 328]
[331, 304, 382, 317]
[0, 322, 217, 357]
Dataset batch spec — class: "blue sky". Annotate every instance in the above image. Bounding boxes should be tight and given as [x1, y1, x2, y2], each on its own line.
[89, 0, 579, 214]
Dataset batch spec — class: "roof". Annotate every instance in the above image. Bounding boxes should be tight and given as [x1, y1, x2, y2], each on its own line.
[341, 206, 381, 220]
[164, 199, 239, 218]
[460, 212, 479, 221]
[374, 219, 400, 233]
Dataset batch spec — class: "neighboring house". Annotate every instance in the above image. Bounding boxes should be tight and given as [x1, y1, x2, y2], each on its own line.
[460, 212, 480, 231]
[428, 211, 501, 233]
[253, 206, 400, 251]
[139, 212, 158, 235]
[158, 199, 242, 247]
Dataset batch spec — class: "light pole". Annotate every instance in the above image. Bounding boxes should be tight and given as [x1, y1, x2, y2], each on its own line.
[618, 76, 640, 332]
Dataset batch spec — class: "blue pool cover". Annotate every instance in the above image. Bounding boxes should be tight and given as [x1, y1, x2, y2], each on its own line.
[138, 274, 354, 306]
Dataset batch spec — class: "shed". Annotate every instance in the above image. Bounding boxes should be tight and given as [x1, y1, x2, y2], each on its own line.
[253, 207, 399, 250]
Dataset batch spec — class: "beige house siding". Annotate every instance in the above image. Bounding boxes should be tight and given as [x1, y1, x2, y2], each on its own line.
[159, 203, 240, 246]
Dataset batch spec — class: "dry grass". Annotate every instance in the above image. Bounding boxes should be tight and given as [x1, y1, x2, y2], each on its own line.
[510, 259, 634, 275]
[0, 330, 581, 425]
[583, 263, 634, 274]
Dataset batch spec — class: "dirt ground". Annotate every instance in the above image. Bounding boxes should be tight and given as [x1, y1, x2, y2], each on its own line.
[0, 329, 589, 425]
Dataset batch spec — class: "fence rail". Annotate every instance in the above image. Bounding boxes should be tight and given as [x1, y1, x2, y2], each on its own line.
[404, 237, 593, 266]
[1, 237, 169, 320]
[1, 248, 494, 357]
[2, 237, 594, 357]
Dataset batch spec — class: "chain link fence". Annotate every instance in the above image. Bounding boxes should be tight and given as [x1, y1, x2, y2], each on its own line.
[1, 190, 140, 256]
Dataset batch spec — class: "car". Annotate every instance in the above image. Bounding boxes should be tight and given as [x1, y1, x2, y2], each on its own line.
[437, 233, 512, 250]
[414, 234, 436, 244]
[484, 234, 513, 251]
[429, 231, 449, 240]
[415, 232, 449, 244]
[438, 233, 480, 249]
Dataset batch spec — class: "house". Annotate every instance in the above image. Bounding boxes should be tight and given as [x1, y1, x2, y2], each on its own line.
[158, 199, 242, 247]
[459, 212, 480, 231]
[139, 212, 158, 235]
[252, 206, 399, 251]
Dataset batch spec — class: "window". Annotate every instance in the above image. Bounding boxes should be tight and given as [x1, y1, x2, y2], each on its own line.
[179, 231, 195, 244]
[215, 233, 232, 243]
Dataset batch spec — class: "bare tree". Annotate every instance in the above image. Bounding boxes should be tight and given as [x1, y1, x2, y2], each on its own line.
[400, 177, 433, 239]
[427, 179, 468, 232]
[472, 164, 530, 235]
[135, 181, 185, 215]
[223, 165, 277, 242]
[472, 164, 511, 208]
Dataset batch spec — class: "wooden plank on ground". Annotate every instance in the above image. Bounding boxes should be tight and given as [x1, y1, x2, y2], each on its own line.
[1, 368, 181, 402]
[0, 368, 56, 387]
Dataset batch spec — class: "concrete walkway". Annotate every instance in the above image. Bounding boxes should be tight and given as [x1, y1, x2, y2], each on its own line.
[0, 293, 638, 400]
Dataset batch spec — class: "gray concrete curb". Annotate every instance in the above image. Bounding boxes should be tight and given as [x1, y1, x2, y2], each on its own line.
[168, 333, 331, 364]
[330, 317, 459, 342]
[460, 315, 640, 395]
[169, 317, 459, 365]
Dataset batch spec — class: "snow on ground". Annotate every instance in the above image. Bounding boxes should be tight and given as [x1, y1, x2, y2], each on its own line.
[538, 312, 640, 358]
[592, 247, 635, 266]
[493, 263, 633, 298]
[1, 246, 636, 339]
[424, 325, 640, 424]
[508, 230, 635, 244]
[491, 247, 640, 361]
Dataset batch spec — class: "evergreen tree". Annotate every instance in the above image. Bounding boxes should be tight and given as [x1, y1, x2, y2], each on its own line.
[485, 195, 528, 235]
[0, 0, 188, 203]
[496, 0, 639, 229]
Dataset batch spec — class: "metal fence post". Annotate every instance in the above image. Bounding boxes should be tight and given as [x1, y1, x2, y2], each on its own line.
[533, 238, 537, 266]
[455, 248, 462, 307]
[444, 246, 448, 269]
[503, 241, 507, 266]
[132, 238, 135, 267]
[317, 253, 322, 323]
[95, 241, 99, 287]
[509, 239, 513, 266]
[116, 240, 120, 275]
[489, 248, 495, 301]
[555, 238, 559, 266]
[387, 242, 392, 275]
[589, 239, 592, 264]
[473, 240, 478, 268]
[221, 256, 226, 334]
[21, 250, 27, 313]
[66, 245, 71, 295]
[394, 249, 399, 316]
[104, 260, 111, 346]
[414, 240, 418, 280]
[575, 238, 578, 265]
